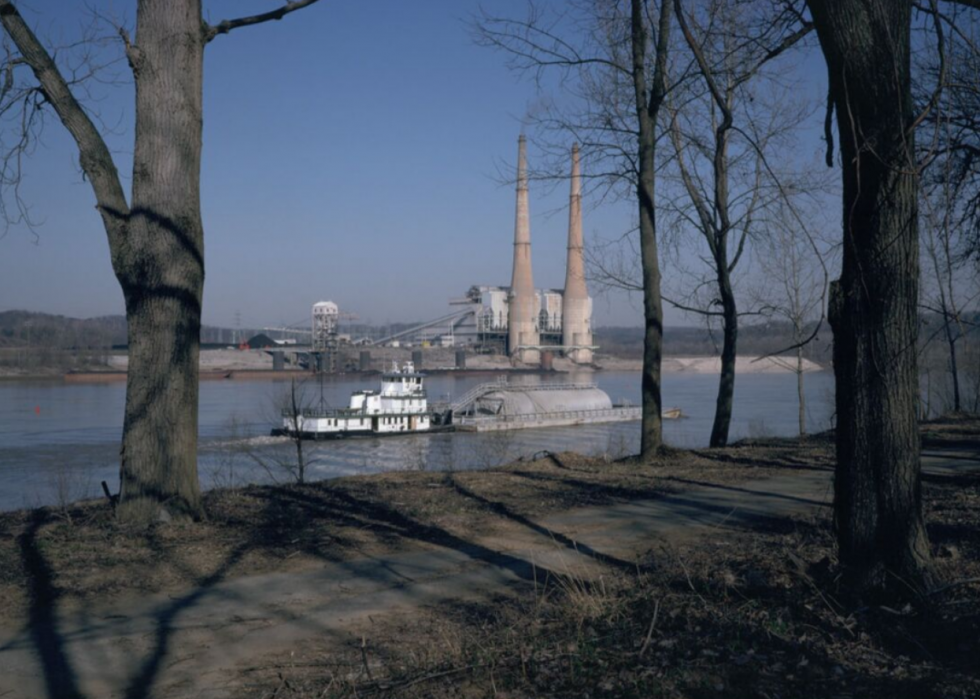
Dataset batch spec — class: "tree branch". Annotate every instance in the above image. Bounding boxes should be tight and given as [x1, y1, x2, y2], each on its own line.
[204, 0, 323, 43]
[0, 0, 130, 251]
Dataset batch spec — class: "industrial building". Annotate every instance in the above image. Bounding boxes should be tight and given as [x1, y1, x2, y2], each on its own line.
[394, 138, 595, 363]
[306, 137, 596, 366]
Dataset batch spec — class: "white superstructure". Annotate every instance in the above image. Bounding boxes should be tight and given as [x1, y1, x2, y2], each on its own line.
[280, 362, 432, 438]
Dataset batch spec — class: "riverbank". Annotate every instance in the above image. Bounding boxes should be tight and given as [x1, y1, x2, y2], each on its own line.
[0, 416, 977, 698]
[0, 348, 828, 382]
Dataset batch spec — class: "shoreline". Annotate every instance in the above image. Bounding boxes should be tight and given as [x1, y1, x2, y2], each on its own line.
[1, 353, 829, 383]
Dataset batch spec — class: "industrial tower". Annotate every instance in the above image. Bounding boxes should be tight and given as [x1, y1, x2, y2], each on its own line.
[561, 143, 593, 363]
[508, 135, 541, 364]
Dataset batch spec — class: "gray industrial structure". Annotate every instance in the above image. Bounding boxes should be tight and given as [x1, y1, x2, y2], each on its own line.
[311, 137, 596, 365]
[433, 138, 595, 363]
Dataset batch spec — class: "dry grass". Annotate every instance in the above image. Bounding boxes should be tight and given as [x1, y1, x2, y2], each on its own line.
[0, 444, 806, 623]
[235, 469, 980, 699]
[0, 416, 976, 699]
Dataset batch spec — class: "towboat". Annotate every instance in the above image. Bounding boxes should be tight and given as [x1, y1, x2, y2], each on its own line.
[273, 361, 435, 439]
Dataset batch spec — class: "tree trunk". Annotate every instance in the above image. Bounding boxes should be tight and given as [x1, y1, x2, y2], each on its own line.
[117, 0, 205, 522]
[709, 254, 737, 448]
[290, 378, 306, 484]
[638, 139, 664, 457]
[810, 0, 935, 594]
[797, 343, 806, 437]
[944, 317, 961, 413]
[634, 0, 671, 459]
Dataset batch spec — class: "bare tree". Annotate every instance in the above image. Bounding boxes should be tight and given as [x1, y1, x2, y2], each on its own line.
[476, 0, 673, 459]
[808, 0, 937, 594]
[266, 377, 322, 484]
[281, 377, 311, 484]
[755, 208, 829, 437]
[915, 8, 980, 415]
[916, 2, 980, 264]
[920, 171, 979, 414]
[0, 0, 321, 523]
[664, 0, 813, 447]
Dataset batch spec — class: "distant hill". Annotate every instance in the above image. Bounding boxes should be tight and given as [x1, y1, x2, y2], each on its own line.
[0, 311, 128, 349]
[595, 322, 834, 363]
[0, 311, 276, 350]
[3, 309, 973, 365]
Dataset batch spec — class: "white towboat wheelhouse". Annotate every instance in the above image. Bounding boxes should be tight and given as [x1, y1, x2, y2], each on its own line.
[280, 361, 432, 438]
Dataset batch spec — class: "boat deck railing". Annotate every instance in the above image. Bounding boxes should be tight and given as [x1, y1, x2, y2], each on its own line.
[283, 407, 363, 418]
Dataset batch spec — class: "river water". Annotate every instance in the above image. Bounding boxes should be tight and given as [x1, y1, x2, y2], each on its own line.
[0, 370, 835, 511]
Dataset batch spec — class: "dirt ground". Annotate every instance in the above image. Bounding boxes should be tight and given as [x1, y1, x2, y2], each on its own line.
[0, 417, 977, 698]
[0, 443, 827, 623]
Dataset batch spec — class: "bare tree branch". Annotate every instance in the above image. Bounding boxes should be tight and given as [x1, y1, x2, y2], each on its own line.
[204, 0, 323, 43]
[0, 0, 129, 252]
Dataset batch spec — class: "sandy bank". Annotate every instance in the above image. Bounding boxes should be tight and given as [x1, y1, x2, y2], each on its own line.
[597, 355, 825, 374]
[91, 350, 824, 377]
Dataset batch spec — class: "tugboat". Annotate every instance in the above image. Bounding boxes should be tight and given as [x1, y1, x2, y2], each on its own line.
[274, 361, 434, 439]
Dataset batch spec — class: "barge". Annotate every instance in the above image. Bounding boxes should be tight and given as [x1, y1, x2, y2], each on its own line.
[274, 363, 681, 439]
[451, 381, 649, 432]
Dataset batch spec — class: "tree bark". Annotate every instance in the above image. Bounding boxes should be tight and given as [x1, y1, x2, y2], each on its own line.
[115, 0, 206, 522]
[947, 321, 961, 412]
[709, 264, 737, 447]
[809, 0, 935, 593]
[635, 0, 671, 459]
[797, 343, 806, 437]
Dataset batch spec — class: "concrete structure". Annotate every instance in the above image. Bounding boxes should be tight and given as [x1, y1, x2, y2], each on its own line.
[476, 385, 612, 416]
[452, 382, 639, 432]
[508, 135, 540, 364]
[311, 301, 339, 351]
[375, 138, 595, 362]
[312, 300, 340, 373]
[561, 144, 593, 363]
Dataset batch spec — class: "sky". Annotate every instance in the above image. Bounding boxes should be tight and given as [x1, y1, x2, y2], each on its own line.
[0, 0, 831, 331]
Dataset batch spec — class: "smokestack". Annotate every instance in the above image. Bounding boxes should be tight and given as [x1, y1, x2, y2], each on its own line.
[508, 135, 540, 364]
[562, 143, 593, 363]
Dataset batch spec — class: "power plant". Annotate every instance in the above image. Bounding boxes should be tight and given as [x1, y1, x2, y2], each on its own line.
[297, 137, 596, 366]
[382, 137, 596, 363]
[455, 138, 595, 363]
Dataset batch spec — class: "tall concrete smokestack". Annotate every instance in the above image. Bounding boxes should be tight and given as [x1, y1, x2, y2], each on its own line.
[562, 143, 593, 363]
[508, 135, 540, 364]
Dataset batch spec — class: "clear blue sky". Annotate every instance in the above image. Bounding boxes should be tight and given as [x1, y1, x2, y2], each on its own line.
[0, 0, 829, 330]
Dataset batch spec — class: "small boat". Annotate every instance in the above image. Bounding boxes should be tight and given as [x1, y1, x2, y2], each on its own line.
[662, 407, 684, 420]
[273, 361, 436, 439]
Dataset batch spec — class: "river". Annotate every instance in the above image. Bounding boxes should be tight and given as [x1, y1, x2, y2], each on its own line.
[0, 370, 835, 511]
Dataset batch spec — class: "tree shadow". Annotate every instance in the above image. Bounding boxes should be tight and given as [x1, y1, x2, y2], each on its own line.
[660, 476, 832, 508]
[507, 469, 817, 535]
[448, 477, 644, 574]
[18, 510, 85, 699]
[691, 449, 835, 472]
[250, 485, 567, 588]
